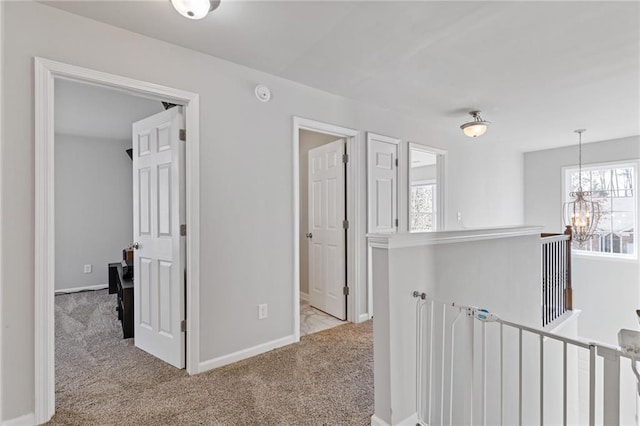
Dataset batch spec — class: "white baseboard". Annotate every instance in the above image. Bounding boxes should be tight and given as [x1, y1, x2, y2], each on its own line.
[54, 283, 108, 294]
[198, 334, 296, 373]
[300, 291, 309, 302]
[371, 414, 390, 426]
[371, 412, 422, 426]
[359, 313, 371, 323]
[397, 412, 422, 425]
[3, 412, 35, 426]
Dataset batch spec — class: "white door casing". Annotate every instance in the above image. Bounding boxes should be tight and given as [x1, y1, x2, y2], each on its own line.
[367, 133, 400, 234]
[308, 140, 347, 320]
[133, 107, 186, 368]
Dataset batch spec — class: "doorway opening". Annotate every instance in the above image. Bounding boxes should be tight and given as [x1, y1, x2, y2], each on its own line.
[34, 58, 201, 424]
[292, 117, 364, 342]
[299, 129, 348, 335]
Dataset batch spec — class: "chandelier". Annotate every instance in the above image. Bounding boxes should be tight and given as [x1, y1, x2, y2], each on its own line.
[563, 129, 601, 245]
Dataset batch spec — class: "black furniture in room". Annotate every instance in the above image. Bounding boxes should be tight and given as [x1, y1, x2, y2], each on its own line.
[108, 249, 134, 339]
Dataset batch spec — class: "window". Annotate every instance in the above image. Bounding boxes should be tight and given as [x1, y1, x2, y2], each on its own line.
[410, 182, 436, 232]
[564, 162, 637, 257]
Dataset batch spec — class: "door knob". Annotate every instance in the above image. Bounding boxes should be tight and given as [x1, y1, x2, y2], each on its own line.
[132, 242, 140, 250]
[306, 233, 313, 239]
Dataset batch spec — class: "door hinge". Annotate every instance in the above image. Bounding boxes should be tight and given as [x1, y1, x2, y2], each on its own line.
[179, 129, 186, 142]
[180, 224, 187, 236]
[343, 219, 349, 230]
[343, 286, 349, 296]
[395, 218, 399, 227]
[395, 158, 399, 167]
[342, 153, 349, 163]
[181, 319, 187, 332]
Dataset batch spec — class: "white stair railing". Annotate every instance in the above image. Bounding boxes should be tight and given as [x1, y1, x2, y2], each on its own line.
[412, 291, 637, 426]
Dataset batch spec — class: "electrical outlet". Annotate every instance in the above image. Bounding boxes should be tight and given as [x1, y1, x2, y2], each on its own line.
[83, 264, 92, 274]
[258, 304, 268, 320]
[457, 211, 462, 221]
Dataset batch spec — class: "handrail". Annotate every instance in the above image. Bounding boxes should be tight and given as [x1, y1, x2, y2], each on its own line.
[540, 234, 570, 243]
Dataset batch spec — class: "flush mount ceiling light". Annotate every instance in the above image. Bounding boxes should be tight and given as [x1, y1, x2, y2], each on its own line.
[170, 0, 220, 19]
[460, 110, 490, 138]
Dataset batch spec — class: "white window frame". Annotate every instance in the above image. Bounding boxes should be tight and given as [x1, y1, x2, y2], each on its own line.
[562, 159, 638, 260]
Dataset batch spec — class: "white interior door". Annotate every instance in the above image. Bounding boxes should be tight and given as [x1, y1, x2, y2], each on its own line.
[308, 139, 347, 320]
[367, 133, 400, 234]
[132, 106, 186, 368]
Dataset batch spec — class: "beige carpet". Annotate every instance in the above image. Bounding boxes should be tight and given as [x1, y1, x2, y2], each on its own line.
[49, 290, 373, 425]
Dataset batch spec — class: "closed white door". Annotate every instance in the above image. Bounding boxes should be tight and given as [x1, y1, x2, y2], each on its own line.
[308, 140, 347, 320]
[132, 107, 186, 368]
[367, 133, 400, 234]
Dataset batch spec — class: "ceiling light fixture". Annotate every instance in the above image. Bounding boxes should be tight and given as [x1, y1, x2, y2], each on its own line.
[563, 129, 601, 246]
[460, 110, 490, 138]
[170, 0, 220, 19]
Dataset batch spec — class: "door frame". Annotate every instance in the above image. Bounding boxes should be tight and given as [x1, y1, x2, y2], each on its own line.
[292, 117, 364, 342]
[34, 57, 201, 424]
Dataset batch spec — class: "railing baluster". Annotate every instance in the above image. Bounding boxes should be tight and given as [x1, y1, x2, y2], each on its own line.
[563, 342, 567, 426]
[540, 334, 544, 426]
[482, 322, 486, 426]
[449, 310, 463, 426]
[519, 328, 523, 426]
[541, 234, 571, 326]
[500, 323, 504, 426]
[589, 345, 596, 426]
[470, 314, 474, 426]
[428, 300, 434, 425]
[416, 300, 424, 424]
[599, 346, 621, 425]
[441, 304, 446, 426]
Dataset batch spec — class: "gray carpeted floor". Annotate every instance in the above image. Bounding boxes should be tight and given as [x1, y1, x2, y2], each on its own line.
[48, 290, 373, 425]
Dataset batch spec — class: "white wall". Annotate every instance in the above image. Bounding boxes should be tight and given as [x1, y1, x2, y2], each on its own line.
[54, 134, 134, 291]
[524, 135, 640, 345]
[410, 164, 436, 183]
[1, 2, 525, 420]
[525, 136, 640, 425]
[370, 229, 572, 425]
[298, 130, 341, 297]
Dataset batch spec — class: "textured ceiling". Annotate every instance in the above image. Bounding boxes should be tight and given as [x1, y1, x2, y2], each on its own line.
[44, 1, 640, 151]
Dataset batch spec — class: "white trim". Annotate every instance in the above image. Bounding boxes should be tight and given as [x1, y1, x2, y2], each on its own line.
[370, 413, 423, 426]
[34, 58, 201, 423]
[54, 284, 108, 294]
[293, 117, 364, 345]
[299, 291, 309, 302]
[359, 313, 371, 322]
[368, 225, 543, 249]
[0, 0, 4, 421]
[198, 335, 295, 373]
[2, 413, 35, 426]
[370, 414, 390, 426]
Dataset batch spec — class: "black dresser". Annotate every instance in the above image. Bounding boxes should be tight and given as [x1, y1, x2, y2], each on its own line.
[108, 262, 134, 339]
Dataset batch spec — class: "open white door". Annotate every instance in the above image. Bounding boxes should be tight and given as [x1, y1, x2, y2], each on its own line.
[308, 140, 347, 320]
[132, 107, 186, 368]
